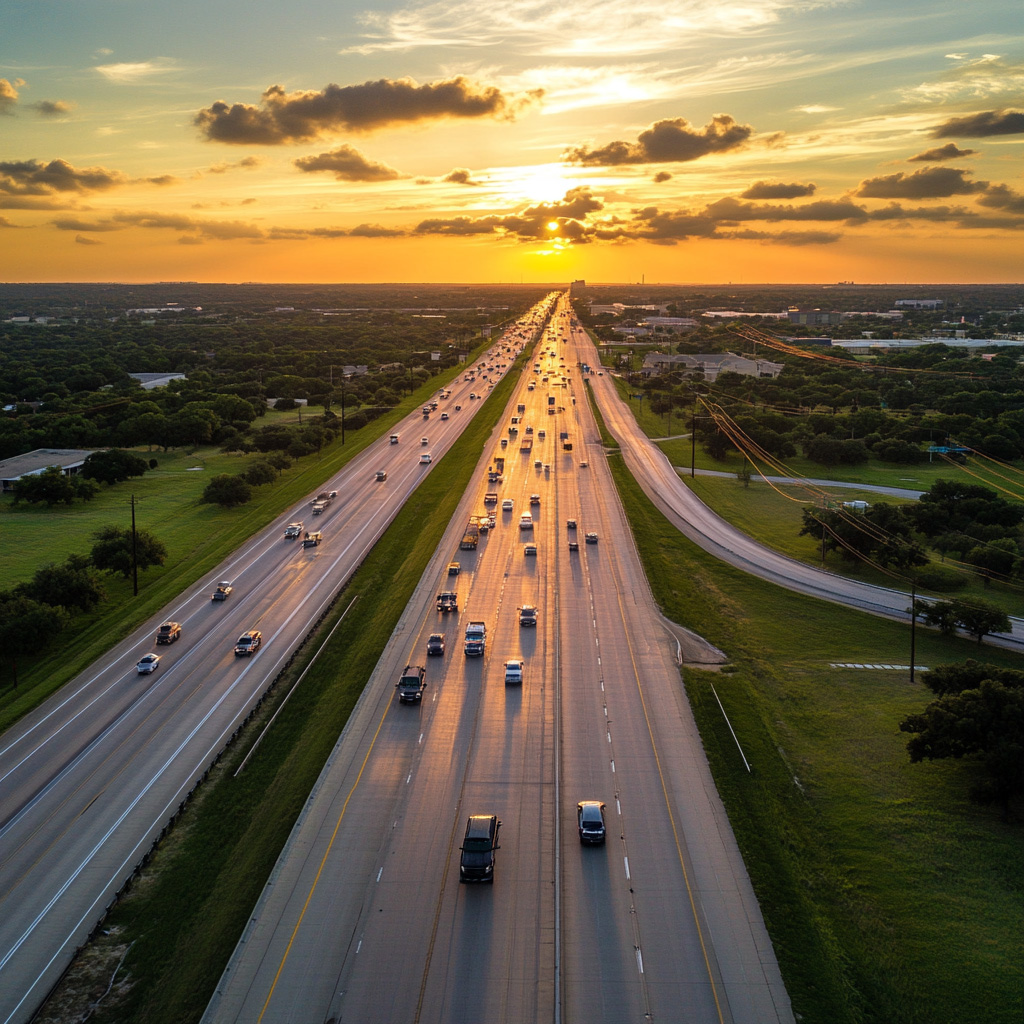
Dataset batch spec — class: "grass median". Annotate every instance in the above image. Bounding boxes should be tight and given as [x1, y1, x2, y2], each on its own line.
[593, 392, 1024, 1023]
[38, 335, 536, 1024]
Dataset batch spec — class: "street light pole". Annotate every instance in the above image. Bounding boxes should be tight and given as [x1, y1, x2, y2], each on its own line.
[130, 493, 139, 597]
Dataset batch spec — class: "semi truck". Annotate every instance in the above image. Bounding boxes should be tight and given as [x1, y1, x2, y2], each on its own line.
[464, 621, 487, 657]
[520, 437, 533, 452]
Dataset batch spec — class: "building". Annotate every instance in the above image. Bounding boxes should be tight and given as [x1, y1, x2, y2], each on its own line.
[641, 352, 784, 382]
[129, 372, 187, 390]
[642, 317, 699, 333]
[0, 448, 95, 493]
[787, 308, 842, 325]
[894, 299, 943, 309]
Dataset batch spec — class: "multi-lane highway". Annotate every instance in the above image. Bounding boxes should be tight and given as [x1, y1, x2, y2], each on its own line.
[202, 296, 792, 1023]
[0, 300, 553, 1024]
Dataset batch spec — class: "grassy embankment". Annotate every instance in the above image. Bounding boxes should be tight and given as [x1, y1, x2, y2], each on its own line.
[588, 382, 1024, 1024]
[612, 377, 1024, 618]
[0, 371, 479, 728]
[39, 335, 535, 1024]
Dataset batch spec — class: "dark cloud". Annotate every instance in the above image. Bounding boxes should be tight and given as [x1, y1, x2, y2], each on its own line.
[147, 175, 178, 187]
[977, 185, 1024, 216]
[52, 217, 121, 232]
[31, 100, 74, 117]
[855, 166, 986, 199]
[348, 223, 406, 237]
[0, 215, 19, 228]
[414, 216, 502, 236]
[652, 171, 672, 183]
[443, 168, 478, 185]
[932, 109, 1024, 138]
[207, 157, 262, 174]
[706, 196, 866, 222]
[196, 76, 542, 145]
[294, 145, 401, 181]
[867, 203, 971, 222]
[74, 234, 102, 245]
[724, 228, 841, 246]
[0, 195, 67, 210]
[0, 78, 20, 115]
[563, 115, 753, 166]
[908, 143, 975, 162]
[0, 158, 128, 195]
[624, 207, 719, 242]
[740, 180, 816, 200]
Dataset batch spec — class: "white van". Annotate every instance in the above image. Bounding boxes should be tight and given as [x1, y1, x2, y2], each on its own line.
[519, 513, 533, 530]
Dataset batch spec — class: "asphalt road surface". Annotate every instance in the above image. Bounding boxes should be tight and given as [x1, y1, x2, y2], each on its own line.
[0, 299, 553, 1024]
[202, 296, 792, 1024]
[581, 338, 1024, 652]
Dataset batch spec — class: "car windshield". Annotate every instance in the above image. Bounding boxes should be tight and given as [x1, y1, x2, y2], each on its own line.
[463, 838, 491, 851]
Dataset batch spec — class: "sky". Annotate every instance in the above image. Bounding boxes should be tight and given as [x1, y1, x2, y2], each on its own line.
[1, 0, 1022, 284]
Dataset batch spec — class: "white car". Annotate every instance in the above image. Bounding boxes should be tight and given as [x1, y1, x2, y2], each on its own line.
[421, 436, 429, 445]
[420, 453, 432, 464]
[137, 653, 161, 675]
[502, 498, 514, 511]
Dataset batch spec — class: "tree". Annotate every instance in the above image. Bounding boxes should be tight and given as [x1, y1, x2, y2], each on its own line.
[0, 594, 70, 686]
[244, 460, 278, 486]
[918, 598, 1012, 645]
[90, 525, 167, 579]
[900, 680, 1024, 815]
[920, 659, 1024, 697]
[12, 466, 96, 506]
[966, 539, 1018, 587]
[82, 448, 149, 485]
[19, 554, 105, 612]
[908, 480, 1024, 539]
[201, 473, 252, 507]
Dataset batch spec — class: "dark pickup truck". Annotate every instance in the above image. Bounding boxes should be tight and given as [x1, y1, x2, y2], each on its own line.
[436, 591, 459, 613]
[396, 664, 427, 704]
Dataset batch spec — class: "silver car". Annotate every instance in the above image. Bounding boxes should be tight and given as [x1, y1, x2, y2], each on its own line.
[136, 653, 161, 675]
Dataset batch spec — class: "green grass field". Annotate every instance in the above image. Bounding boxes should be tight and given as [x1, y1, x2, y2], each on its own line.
[0, 377, 470, 723]
[592, 393, 1024, 1024]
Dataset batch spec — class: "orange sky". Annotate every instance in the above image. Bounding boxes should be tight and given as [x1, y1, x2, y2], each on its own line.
[3, 0, 1022, 282]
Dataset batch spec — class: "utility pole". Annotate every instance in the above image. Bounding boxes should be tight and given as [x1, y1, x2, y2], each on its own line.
[130, 494, 139, 597]
[340, 380, 346, 445]
[909, 581, 917, 685]
[690, 394, 697, 478]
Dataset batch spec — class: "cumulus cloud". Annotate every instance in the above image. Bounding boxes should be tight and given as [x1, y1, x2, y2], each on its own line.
[0, 158, 128, 195]
[0, 215, 19, 228]
[706, 196, 866, 222]
[207, 157, 262, 174]
[740, 180, 816, 199]
[195, 76, 542, 144]
[652, 171, 672, 183]
[931, 109, 1024, 138]
[31, 100, 74, 117]
[348, 222, 406, 237]
[855, 166, 987, 199]
[564, 114, 753, 165]
[908, 143, 976, 162]
[1, 78, 24, 114]
[294, 145, 402, 181]
[52, 217, 121, 232]
[74, 234, 102, 245]
[443, 167, 479, 185]
[977, 184, 1024, 215]
[867, 203, 971, 222]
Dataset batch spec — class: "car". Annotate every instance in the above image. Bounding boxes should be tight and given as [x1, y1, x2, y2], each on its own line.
[375, 470, 387, 481]
[420, 453, 432, 464]
[568, 540, 579, 552]
[534, 459, 542, 469]
[500, 438, 508, 448]
[455, 404, 462, 411]
[585, 532, 598, 544]
[469, 392, 477, 399]
[579, 461, 589, 468]
[519, 604, 538, 626]
[519, 513, 533, 530]
[524, 543, 537, 556]
[234, 630, 263, 656]
[421, 436, 429, 445]
[478, 519, 490, 532]
[155, 621, 181, 644]
[504, 659, 523, 685]
[538, 430, 546, 439]
[212, 581, 232, 601]
[530, 494, 540, 505]
[502, 498, 514, 511]
[328, 490, 338, 499]
[427, 632, 446, 656]
[566, 519, 577, 530]
[441, 412, 449, 420]
[577, 801, 607, 845]
[136, 653, 161, 675]
[284, 522, 303, 539]
[447, 561, 461, 576]
[459, 814, 501, 882]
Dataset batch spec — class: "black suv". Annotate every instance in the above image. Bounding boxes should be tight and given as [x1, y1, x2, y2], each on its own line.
[577, 801, 607, 845]
[459, 814, 501, 882]
[427, 632, 446, 656]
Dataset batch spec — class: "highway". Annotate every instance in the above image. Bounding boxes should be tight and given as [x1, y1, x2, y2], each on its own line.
[202, 296, 792, 1023]
[581, 335, 1024, 651]
[0, 300, 552, 1024]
